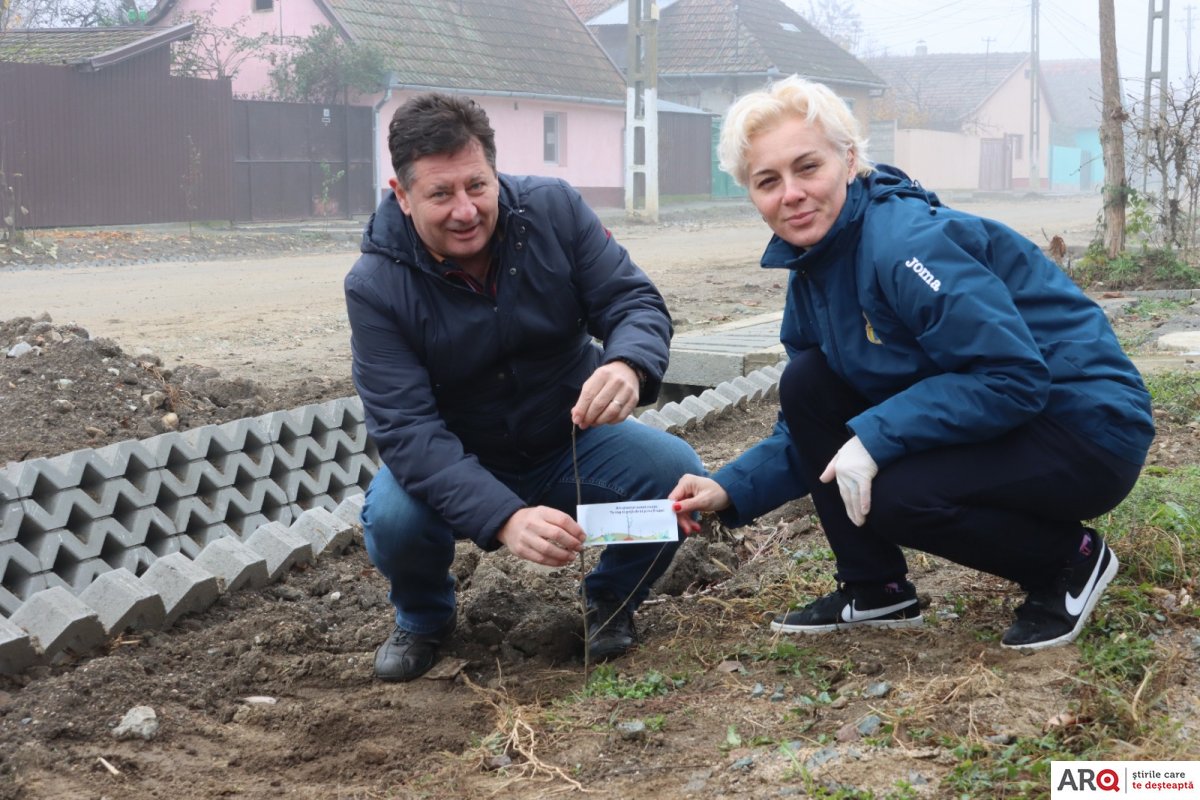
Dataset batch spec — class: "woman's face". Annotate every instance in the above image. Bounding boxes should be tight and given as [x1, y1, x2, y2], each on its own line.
[745, 114, 856, 249]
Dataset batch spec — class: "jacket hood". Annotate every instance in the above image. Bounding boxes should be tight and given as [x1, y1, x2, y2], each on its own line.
[358, 174, 520, 267]
[862, 163, 943, 208]
[761, 163, 940, 269]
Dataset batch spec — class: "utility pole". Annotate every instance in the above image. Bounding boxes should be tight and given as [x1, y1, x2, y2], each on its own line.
[1099, 0, 1128, 257]
[1029, 0, 1041, 192]
[1142, 0, 1171, 191]
[1186, 4, 1195, 76]
[625, 0, 659, 221]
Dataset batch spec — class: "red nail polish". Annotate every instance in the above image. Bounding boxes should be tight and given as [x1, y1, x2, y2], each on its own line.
[673, 503, 682, 511]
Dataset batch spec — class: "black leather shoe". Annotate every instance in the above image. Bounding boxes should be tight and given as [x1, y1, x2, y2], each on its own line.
[373, 616, 456, 682]
[586, 597, 636, 661]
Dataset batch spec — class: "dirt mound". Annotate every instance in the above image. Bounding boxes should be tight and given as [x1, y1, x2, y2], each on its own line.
[0, 314, 354, 465]
[0, 227, 358, 270]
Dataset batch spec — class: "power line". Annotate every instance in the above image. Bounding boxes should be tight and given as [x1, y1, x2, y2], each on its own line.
[1040, 4, 1102, 59]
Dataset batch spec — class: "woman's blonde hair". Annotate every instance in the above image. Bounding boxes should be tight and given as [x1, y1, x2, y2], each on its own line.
[718, 75, 873, 187]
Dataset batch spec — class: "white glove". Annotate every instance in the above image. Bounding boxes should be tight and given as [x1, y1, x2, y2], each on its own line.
[819, 436, 878, 527]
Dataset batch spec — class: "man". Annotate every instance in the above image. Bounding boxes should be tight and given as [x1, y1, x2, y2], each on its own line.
[345, 92, 703, 682]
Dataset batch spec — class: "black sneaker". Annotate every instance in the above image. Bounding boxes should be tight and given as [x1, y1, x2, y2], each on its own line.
[1002, 534, 1118, 651]
[586, 595, 636, 661]
[770, 581, 923, 634]
[373, 615, 456, 682]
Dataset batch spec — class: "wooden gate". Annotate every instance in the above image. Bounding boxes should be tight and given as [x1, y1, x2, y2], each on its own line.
[232, 101, 375, 222]
[979, 137, 1012, 191]
[658, 110, 713, 197]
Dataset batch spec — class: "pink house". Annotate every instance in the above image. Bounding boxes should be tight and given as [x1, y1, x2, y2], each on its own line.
[147, 0, 629, 207]
[865, 51, 1055, 192]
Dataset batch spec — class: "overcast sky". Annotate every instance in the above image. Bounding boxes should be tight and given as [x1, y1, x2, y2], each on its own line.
[839, 0, 1194, 97]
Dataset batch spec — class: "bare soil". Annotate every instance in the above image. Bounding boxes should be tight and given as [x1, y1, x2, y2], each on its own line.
[1, 195, 1197, 799]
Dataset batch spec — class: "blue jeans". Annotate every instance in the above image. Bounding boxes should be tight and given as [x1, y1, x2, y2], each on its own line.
[361, 420, 705, 634]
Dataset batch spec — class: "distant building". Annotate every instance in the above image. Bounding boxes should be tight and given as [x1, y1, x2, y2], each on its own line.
[148, 0, 630, 206]
[569, 0, 885, 196]
[1040, 59, 1105, 193]
[571, 0, 884, 114]
[865, 51, 1060, 192]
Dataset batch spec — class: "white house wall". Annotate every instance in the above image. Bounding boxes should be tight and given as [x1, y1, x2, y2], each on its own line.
[966, 67, 1054, 190]
[892, 129, 982, 192]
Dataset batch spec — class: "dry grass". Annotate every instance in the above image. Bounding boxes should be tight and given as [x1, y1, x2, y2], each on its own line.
[460, 674, 590, 795]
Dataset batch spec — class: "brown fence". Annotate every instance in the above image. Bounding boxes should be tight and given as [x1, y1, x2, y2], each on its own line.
[0, 59, 234, 229]
[0, 61, 377, 228]
[232, 100, 375, 222]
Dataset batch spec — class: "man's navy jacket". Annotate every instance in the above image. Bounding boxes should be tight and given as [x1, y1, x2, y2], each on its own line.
[345, 174, 672, 549]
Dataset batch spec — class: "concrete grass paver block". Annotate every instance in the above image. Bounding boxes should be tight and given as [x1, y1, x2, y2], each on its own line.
[9, 586, 107, 659]
[79, 567, 166, 635]
[290, 507, 354, 556]
[712, 382, 749, 409]
[0, 615, 38, 674]
[656, 402, 698, 431]
[1, 498, 23, 543]
[635, 408, 675, 432]
[744, 369, 779, 398]
[244, 521, 315, 581]
[140, 430, 204, 467]
[194, 537, 269, 593]
[0, 585, 24, 618]
[698, 389, 733, 417]
[140, 553, 220, 627]
[332, 494, 365, 529]
[90, 438, 166, 474]
[759, 362, 786, 382]
[0, 471, 17, 505]
[731, 376, 765, 403]
[679, 395, 717, 424]
[2, 457, 78, 501]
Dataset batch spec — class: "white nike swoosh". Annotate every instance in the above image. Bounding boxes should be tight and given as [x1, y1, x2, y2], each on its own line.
[1065, 547, 1105, 616]
[840, 598, 915, 623]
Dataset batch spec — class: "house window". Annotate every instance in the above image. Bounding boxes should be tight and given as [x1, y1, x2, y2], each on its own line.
[544, 113, 562, 164]
[254, 0, 274, 12]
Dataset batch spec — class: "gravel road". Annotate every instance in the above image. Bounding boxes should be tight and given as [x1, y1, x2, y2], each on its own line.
[0, 194, 1104, 388]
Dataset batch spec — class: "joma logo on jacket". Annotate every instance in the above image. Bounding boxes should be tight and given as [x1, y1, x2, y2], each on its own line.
[904, 256, 941, 292]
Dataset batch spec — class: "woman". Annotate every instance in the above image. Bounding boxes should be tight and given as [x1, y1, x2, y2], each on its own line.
[669, 77, 1154, 651]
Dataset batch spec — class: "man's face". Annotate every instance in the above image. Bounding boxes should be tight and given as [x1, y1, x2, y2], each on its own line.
[391, 139, 499, 269]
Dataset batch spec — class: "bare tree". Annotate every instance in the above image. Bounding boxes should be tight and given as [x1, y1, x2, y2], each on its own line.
[1, 0, 139, 29]
[168, 9, 270, 81]
[797, 0, 863, 53]
[1098, 0, 1127, 257]
[1139, 73, 1200, 251]
[1118, 68, 1200, 262]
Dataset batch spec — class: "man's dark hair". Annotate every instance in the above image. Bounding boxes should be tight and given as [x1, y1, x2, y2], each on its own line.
[388, 93, 497, 189]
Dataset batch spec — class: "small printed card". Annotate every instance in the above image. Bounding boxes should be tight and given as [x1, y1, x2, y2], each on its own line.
[576, 499, 679, 547]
